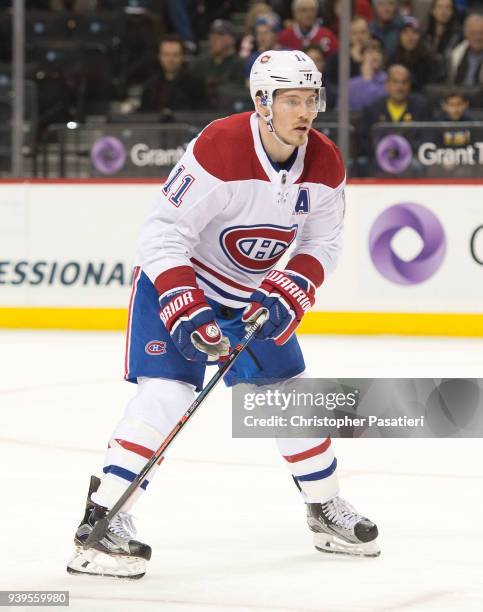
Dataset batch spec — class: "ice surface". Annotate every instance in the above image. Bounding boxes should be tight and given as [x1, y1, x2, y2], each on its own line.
[1, 330, 482, 612]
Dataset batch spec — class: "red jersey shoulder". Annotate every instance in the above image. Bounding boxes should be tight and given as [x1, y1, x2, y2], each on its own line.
[295, 129, 345, 188]
[193, 112, 268, 182]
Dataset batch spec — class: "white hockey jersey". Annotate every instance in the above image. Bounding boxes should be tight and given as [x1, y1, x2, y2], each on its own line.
[136, 111, 346, 308]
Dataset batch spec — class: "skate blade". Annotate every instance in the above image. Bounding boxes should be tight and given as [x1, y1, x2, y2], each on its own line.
[66, 548, 146, 579]
[313, 533, 381, 558]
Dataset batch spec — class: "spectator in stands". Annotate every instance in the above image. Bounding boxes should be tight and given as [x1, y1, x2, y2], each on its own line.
[140, 34, 206, 115]
[324, 15, 372, 86]
[432, 90, 473, 154]
[244, 14, 282, 78]
[370, 0, 405, 56]
[348, 40, 387, 111]
[239, 2, 273, 58]
[448, 13, 483, 84]
[389, 16, 446, 91]
[435, 89, 473, 120]
[357, 64, 432, 158]
[424, 0, 463, 57]
[321, 0, 373, 38]
[278, 0, 338, 56]
[189, 19, 245, 108]
[361, 64, 432, 130]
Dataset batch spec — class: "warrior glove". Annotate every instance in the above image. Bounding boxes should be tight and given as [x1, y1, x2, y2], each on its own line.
[160, 288, 230, 363]
[242, 269, 315, 345]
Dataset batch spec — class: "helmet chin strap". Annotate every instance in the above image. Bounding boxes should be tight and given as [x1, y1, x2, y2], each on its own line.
[260, 108, 295, 149]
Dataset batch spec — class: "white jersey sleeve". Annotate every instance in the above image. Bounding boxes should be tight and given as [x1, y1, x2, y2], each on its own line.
[288, 176, 345, 278]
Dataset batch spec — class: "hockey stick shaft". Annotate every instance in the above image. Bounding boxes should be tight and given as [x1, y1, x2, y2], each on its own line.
[84, 313, 267, 549]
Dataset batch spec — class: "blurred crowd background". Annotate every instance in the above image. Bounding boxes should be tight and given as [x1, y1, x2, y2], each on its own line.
[1, 0, 483, 177]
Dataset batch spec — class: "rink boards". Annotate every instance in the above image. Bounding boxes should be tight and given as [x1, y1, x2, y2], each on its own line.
[1, 178, 482, 335]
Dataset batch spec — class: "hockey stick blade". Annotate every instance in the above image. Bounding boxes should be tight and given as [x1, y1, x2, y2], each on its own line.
[83, 312, 268, 551]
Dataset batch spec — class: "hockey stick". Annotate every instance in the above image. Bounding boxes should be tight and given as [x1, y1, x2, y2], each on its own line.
[84, 312, 268, 550]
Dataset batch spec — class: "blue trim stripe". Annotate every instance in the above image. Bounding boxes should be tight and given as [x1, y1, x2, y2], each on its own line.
[195, 272, 252, 303]
[295, 458, 337, 482]
[103, 465, 149, 490]
[260, 134, 298, 172]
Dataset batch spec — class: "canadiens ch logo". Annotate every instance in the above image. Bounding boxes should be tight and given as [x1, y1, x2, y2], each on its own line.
[145, 340, 167, 355]
[220, 224, 298, 273]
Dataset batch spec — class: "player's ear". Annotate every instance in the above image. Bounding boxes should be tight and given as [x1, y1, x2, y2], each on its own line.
[255, 94, 270, 117]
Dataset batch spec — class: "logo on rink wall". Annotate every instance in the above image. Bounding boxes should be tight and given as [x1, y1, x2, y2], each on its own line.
[0, 260, 132, 287]
[91, 137, 127, 175]
[130, 144, 186, 167]
[418, 142, 483, 166]
[376, 133, 483, 174]
[220, 224, 298, 273]
[470, 225, 483, 265]
[369, 203, 446, 285]
[90, 137, 187, 174]
[145, 340, 167, 355]
[375, 135, 413, 174]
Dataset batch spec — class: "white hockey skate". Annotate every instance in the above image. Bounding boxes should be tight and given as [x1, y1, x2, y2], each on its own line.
[307, 496, 381, 558]
[66, 475, 151, 579]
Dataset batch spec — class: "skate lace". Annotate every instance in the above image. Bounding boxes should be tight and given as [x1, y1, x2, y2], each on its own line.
[321, 497, 362, 531]
[109, 512, 137, 540]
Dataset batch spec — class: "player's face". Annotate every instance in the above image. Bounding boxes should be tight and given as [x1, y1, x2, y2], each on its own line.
[271, 89, 318, 146]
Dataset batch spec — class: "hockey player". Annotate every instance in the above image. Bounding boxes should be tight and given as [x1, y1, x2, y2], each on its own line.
[67, 50, 380, 579]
